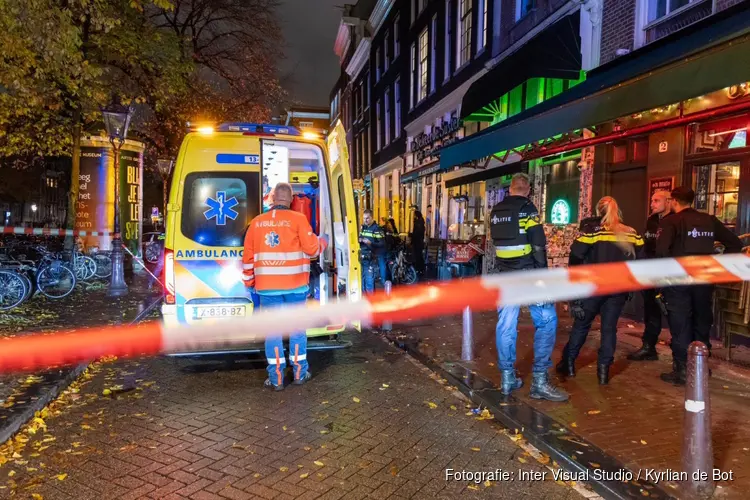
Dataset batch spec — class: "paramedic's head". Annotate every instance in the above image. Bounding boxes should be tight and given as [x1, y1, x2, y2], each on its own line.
[363, 209, 373, 226]
[650, 190, 670, 216]
[510, 173, 531, 197]
[271, 182, 293, 208]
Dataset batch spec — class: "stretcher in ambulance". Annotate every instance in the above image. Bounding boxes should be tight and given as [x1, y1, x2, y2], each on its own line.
[161, 122, 361, 357]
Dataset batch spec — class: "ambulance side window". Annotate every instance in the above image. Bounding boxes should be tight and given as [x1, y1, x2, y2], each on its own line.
[181, 172, 260, 247]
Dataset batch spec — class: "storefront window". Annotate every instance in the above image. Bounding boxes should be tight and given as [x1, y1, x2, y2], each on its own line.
[692, 114, 750, 153]
[447, 182, 486, 240]
[693, 162, 740, 227]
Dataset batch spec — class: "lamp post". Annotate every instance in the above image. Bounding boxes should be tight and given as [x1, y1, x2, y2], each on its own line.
[101, 97, 135, 297]
[156, 158, 174, 231]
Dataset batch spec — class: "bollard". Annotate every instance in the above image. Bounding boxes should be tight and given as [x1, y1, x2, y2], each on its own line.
[382, 281, 392, 331]
[461, 306, 473, 361]
[682, 341, 714, 499]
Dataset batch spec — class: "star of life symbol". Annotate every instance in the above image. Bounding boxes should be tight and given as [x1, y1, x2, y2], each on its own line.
[265, 231, 280, 248]
[203, 191, 239, 226]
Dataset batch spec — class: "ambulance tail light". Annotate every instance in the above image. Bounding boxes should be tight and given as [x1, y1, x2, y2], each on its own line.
[164, 250, 176, 304]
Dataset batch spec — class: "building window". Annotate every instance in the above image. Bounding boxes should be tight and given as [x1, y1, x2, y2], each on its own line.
[430, 15, 437, 93]
[457, 0, 473, 68]
[394, 16, 400, 58]
[444, 0, 452, 81]
[375, 48, 381, 81]
[410, 42, 416, 109]
[394, 78, 401, 138]
[364, 71, 370, 110]
[384, 88, 391, 146]
[418, 27, 428, 102]
[481, 0, 488, 48]
[384, 31, 390, 71]
[376, 99, 382, 151]
[516, 0, 534, 20]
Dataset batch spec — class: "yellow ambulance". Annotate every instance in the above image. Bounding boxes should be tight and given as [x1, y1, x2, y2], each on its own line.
[161, 121, 361, 356]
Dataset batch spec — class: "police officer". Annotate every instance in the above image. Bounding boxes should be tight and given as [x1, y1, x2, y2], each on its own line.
[490, 173, 568, 402]
[628, 190, 671, 361]
[557, 196, 644, 385]
[359, 209, 386, 294]
[655, 186, 742, 385]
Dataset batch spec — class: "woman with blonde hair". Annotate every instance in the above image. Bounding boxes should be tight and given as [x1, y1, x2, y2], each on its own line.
[556, 196, 645, 384]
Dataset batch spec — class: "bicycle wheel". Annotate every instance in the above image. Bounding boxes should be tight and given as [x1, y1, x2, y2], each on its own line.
[73, 258, 89, 281]
[18, 271, 34, 301]
[82, 256, 97, 280]
[37, 262, 76, 299]
[0, 270, 27, 310]
[93, 253, 112, 279]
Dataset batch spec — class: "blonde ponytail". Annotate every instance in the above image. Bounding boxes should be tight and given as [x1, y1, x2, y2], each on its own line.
[597, 196, 623, 231]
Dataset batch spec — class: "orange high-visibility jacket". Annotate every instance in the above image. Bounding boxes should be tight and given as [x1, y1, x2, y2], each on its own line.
[242, 207, 327, 292]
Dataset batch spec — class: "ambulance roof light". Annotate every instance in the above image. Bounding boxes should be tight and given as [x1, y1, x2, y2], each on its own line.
[217, 123, 301, 136]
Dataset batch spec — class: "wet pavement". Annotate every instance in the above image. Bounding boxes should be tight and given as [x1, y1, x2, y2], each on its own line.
[389, 306, 750, 500]
[0, 333, 585, 499]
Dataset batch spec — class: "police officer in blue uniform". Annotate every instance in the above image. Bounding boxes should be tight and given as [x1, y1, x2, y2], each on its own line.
[490, 173, 568, 402]
[655, 186, 743, 385]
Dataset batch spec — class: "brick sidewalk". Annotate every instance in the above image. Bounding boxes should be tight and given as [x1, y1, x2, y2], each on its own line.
[0, 334, 582, 499]
[391, 308, 750, 500]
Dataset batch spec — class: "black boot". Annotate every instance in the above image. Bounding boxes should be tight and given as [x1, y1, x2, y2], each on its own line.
[660, 360, 686, 386]
[530, 372, 569, 402]
[555, 357, 576, 377]
[627, 344, 658, 361]
[500, 369, 523, 395]
[597, 364, 610, 385]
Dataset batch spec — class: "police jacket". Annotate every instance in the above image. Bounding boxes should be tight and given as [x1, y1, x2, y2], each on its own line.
[359, 222, 385, 260]
[569, 217, 645, 267]
[489, 195, 547, 271]
[655, 208, 742, 258]
[643, 213, 664, 258]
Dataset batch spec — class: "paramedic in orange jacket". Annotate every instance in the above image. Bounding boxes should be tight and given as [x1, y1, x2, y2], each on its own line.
[242, 182, 328, 390]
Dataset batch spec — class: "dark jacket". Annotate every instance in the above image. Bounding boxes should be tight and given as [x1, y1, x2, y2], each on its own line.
[569, 217, 645, 266]
[359, 222, 385, 260]
[411, 219, 425, 248]
[489, 195, 547, 271]
[655, 208, 742, 258]
[643, 213, 664, 258]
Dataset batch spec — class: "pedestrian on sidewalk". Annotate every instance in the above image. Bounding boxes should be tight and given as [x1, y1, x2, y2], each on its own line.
[556, 196, 645, 385]
[628, 190, 671, 361]
[489, 173, 568, 401]
[242, 182, 329, 391]
[655, 186, 742, 385]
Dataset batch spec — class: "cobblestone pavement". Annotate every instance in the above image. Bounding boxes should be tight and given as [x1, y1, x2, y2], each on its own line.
[393, 307, 750, 500]
[0, 333, 585, 499]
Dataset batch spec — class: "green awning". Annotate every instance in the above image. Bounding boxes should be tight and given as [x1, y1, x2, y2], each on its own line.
[441, 2, 750, 169]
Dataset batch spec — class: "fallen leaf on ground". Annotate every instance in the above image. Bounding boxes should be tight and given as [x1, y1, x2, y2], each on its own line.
[484, 480, 492, 487]
[314, 461, 324, 467]
[470, 447, 480, 452]
[282, 426, 288, 431]
[81, 425, 92, 430]
[304, 447, 311, 451]
[382, 384, 389, 388]
[640, 440, 647, 445]
[8, 471, 15, 477]
[590, 462, 601, 468]
[32, 495, 43, 500]
[300, 473, 309, 479]
[426, 402, 437, 409]
[352, 397, 360, 403]
[279, 467, 289, 472]
[450, 405, 457, 411]
[467, 485, 479, 491]
[518, 457, 527, 463]
[586, 410, 601, 415]
[571, 422, 577, 428]
[320, 430, 329, 434]
[56, 473, 67, 481]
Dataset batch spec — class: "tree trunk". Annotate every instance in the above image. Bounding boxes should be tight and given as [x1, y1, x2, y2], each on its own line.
[64, 108, 82, 252]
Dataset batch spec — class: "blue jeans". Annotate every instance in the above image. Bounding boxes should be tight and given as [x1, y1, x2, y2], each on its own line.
[496, 303, 557, 373]
[259, 292, 309, 386]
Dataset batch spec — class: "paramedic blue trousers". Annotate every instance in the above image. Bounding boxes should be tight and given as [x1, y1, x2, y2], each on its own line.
[259, 292, 309, 386]
[496, 303, 557, 373]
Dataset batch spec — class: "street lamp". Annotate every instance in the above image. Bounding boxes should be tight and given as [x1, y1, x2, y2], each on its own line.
[102, 96, 135, 297]
[156, 158, 174, 231]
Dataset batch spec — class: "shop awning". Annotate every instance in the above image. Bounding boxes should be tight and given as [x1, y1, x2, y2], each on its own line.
[445, 161, 527, 188]
[460, 11, 582, 122]
[440, 2, 750, 170]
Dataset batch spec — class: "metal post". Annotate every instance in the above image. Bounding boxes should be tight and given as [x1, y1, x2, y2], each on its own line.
[382, 281, 392, 331]
[108, 140, 128, 297]
[682, 341, 714, 499]
[162, 178, 168, 231]
[462, 306, 473, 361]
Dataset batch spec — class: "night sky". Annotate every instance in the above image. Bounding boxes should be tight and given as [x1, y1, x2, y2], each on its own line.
[278, 0, 343, 108]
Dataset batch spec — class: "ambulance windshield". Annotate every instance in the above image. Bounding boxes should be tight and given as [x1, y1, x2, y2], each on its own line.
[181, 172, 260, 247]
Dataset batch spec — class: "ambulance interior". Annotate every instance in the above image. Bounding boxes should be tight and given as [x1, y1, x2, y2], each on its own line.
[260, 140, 341, 304]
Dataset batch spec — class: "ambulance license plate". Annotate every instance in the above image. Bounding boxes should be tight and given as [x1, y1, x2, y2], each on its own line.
[193, 306, 246, 320]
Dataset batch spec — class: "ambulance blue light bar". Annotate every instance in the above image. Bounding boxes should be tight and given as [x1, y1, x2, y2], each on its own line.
[217, 123, 301, 136]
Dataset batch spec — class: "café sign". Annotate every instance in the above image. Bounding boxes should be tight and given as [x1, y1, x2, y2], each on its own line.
[410, 117, 462, 163]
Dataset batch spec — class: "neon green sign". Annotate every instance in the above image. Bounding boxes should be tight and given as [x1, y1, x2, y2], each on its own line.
[551, 199, 571, 225]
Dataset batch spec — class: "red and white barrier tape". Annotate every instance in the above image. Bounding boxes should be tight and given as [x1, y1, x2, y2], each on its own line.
[1, 226, 115, 237]
[1, 253, 749, 374]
